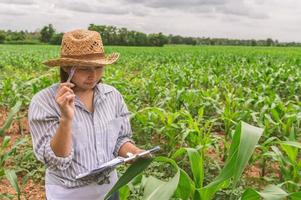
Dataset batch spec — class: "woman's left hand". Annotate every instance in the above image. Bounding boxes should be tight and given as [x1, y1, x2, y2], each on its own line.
[119, 142, 152, 164]
[126, 149, 153, 164]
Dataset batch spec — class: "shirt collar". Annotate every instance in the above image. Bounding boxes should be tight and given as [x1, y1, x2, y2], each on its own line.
[95, 83, 113, 96]
[94, 83, 113, 99]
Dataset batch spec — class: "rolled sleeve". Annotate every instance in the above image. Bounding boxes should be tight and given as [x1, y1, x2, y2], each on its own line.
[29, 101, 73, 171]
[113, 92, 135, 157]
[44, 140, 74, 171]
[113, 137, 135, 157]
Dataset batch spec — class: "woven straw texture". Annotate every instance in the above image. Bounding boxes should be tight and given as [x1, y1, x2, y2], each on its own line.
[43, 29, 119, 67]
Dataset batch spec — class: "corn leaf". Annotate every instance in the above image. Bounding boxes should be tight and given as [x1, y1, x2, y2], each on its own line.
[5, 169, 20, 200]
[142, 156, 180, 200]
[241, 185, 301, 200]
[200, 121, 263, 199]
[104, 158, 153, 200]
[0, 101, 22, 137]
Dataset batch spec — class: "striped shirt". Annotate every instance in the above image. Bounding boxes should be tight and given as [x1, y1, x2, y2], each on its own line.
[28, 82, 133, 188]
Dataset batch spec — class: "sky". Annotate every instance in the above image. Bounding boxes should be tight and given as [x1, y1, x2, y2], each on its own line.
[0, 0, 300, 42]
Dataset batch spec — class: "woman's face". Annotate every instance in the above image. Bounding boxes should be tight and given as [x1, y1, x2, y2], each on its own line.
[64, 66, 104, 91]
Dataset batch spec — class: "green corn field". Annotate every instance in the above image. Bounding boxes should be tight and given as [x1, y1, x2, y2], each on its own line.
[1, 44, 301, 199]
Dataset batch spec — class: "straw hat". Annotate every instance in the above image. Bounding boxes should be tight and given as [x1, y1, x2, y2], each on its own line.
[43, 29, 119, 67]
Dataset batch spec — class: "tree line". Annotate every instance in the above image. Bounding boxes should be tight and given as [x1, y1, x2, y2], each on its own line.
[0, 24, 300, 47]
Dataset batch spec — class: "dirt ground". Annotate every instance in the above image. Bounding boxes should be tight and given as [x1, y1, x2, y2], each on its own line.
[0, 108, 45, 200]
[0, 178, 45, 200]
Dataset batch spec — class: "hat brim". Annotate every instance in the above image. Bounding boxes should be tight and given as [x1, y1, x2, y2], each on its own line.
[43, 52, 119, 67]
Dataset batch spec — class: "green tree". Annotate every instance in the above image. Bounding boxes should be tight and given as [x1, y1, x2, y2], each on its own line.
[148, 32, 168, 46]
[40, 24, 55, 43]
[0, 31, 6, 43]
[118, 27, 129, 45]
[266, 38, 274, 46]
[106, 25, 118, 45]
[134, 32, 148, 46]
[170, 35, 183, 44]
[50, 33, 64, 45]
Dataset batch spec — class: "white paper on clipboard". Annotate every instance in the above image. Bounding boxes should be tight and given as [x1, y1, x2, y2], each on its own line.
[75, 146, 160, 180]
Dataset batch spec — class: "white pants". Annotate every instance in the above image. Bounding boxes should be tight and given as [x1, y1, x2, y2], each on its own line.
[45, 171, 118, 200]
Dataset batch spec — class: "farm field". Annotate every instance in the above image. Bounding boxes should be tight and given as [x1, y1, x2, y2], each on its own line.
[1, 44, 301, 199]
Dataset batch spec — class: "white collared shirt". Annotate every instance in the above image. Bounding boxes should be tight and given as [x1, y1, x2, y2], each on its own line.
[28, 82, 133, 188]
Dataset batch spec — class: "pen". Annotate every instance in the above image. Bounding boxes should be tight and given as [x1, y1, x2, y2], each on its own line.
[66, 66, 76, 83]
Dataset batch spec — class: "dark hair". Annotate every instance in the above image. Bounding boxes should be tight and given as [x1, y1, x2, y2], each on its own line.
[59, 67, 103, 83]
[60, 67, 69, 83]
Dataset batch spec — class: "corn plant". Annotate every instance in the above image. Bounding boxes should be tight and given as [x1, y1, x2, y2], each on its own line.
[253, 136, 278, 177]
[133, 107, 215, 156]
[0, 136, 26, 200]
[265, 140, 301, 192]
[0, 101, 22, 136]
[105, 121, 263, 199]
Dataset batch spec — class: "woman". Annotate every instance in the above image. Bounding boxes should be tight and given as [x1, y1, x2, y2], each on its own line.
[28, 29, 144, 200]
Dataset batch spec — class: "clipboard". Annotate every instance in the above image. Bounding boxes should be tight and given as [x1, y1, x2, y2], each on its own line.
[75, 146, 160, 180]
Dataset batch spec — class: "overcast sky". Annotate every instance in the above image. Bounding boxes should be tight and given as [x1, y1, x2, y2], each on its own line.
[0, 0, 300, 42]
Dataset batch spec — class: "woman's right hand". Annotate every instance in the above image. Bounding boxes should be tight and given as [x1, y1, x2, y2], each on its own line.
[55, 83, 76, 121]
